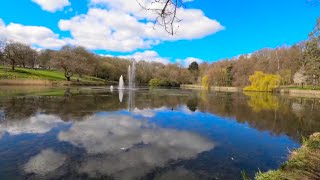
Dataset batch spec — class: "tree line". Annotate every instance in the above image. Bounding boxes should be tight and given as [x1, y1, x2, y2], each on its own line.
[200, 17, 320, 88]
[0, 42, 195, 84]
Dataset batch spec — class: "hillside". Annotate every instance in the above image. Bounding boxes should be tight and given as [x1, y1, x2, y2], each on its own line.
[0, 66, 106, 86]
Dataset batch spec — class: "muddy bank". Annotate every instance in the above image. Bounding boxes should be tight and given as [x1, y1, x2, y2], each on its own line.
[181, 85, 241, 92]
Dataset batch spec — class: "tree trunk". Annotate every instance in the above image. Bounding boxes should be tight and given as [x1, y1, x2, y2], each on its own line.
[65, 70, 73, 81]
[12, 62, 15, 71]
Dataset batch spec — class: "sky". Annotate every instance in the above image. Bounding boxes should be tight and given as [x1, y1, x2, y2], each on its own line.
[0, 0, 319, 66]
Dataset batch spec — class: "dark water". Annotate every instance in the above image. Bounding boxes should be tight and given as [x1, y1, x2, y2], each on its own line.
[0, 87, 319, 180]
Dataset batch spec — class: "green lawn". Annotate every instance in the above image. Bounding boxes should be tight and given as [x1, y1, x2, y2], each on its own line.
[0, 66, 105, 84]
[286, 86, 320, 90]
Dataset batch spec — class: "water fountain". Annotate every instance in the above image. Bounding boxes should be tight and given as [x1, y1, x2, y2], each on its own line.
[128, 61, 136, 90]
[117, 61, 136, 107]
[119, 75, 124, 89]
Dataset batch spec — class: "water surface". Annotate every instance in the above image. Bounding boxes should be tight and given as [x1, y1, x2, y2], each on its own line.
[0, 87, 319, 179]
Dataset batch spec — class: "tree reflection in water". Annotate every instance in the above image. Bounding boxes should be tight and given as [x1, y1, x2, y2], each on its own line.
[0, 87, 319, 179]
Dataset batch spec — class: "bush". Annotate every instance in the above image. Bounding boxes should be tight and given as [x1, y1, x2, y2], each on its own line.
[148, 78, 180, 87]
[244, 71, 280, 92]
[201, 75, 210, 90]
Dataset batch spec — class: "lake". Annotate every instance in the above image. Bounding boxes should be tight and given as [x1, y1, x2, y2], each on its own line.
[0, 87, 319, 180]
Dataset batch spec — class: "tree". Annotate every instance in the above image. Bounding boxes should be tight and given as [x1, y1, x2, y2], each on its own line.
[38, 49, 54, 69]
[244, 71, 281, 92]
[304, 17, 320, 87]
[226, 63, 233, 86]
[73, 46, 96, 77]
[188, 61, 199, 81]
[279, 69, 292, 85]
[25, 48, 39, 69]
[0, 41, 5, 65]
[51, 46, 78, 81]
[201, 75, 210, 90]
[303, 39, 320, 88]
[294, 68, 308, 88]
[3, 42, 31, 70]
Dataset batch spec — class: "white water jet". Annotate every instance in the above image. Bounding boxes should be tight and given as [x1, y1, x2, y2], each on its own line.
[119, 75, 124, 90]
[110, 86, 114, 92]
[128, 61, 136, 90]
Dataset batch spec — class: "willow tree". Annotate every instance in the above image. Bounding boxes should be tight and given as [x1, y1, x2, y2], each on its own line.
[244, 71, 281, 92]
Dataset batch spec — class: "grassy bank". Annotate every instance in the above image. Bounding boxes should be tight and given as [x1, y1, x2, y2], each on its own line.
[254, 133, 320, 180]
[0, 66, 106, 86]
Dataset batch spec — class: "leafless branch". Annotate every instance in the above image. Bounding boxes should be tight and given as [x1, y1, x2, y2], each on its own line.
[136, 0, 185, 35]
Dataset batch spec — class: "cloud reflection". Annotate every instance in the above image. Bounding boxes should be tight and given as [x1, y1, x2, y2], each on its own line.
[58, 114, 214, 179]
[0, 114, 68, 137]
[24, 149, 67, 176]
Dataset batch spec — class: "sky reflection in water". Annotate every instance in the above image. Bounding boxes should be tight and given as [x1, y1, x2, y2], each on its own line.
[0, 88, 319, 179]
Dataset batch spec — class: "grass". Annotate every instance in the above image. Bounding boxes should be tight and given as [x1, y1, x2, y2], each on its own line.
[0, 66, 105, 85]
[285, 86, 320, 91]
[255, 132, 320, 180]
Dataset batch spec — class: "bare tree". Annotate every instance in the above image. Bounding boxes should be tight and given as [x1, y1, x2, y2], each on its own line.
[3, 42, 31, 70]
[137, 0, 184, 35]
[51, 47, 76, 81]
[0, 41, 5, 65]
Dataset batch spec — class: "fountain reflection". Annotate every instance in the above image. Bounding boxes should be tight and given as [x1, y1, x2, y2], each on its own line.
[119, 88, 124, 103]
[128, 89, 135, 112]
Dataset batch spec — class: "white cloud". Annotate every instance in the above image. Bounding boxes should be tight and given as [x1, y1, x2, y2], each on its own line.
[177, 57, 204, 67]
[58, 0, 224, 52]
[31, 0, 71, 13]
[0, 19, 66, 48]
[110, 50, 205, 65]
[119, 50, 170, 64]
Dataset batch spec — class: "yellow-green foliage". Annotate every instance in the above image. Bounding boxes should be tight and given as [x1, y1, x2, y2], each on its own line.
[244, 71, 281, 92]
[201, 75, 210, 90]
[244, 92, 279, 112]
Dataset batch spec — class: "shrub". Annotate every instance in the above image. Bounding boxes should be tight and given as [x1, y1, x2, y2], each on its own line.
[148, 78, 180, 87]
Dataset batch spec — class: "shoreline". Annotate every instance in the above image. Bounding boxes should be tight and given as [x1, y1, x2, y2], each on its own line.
[255, 132, 320, 180]
[181, 84, 241, 92]
[181, 84, 320, 98]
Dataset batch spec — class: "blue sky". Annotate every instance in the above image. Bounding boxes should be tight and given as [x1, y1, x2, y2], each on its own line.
[0, 0, 319, 65]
